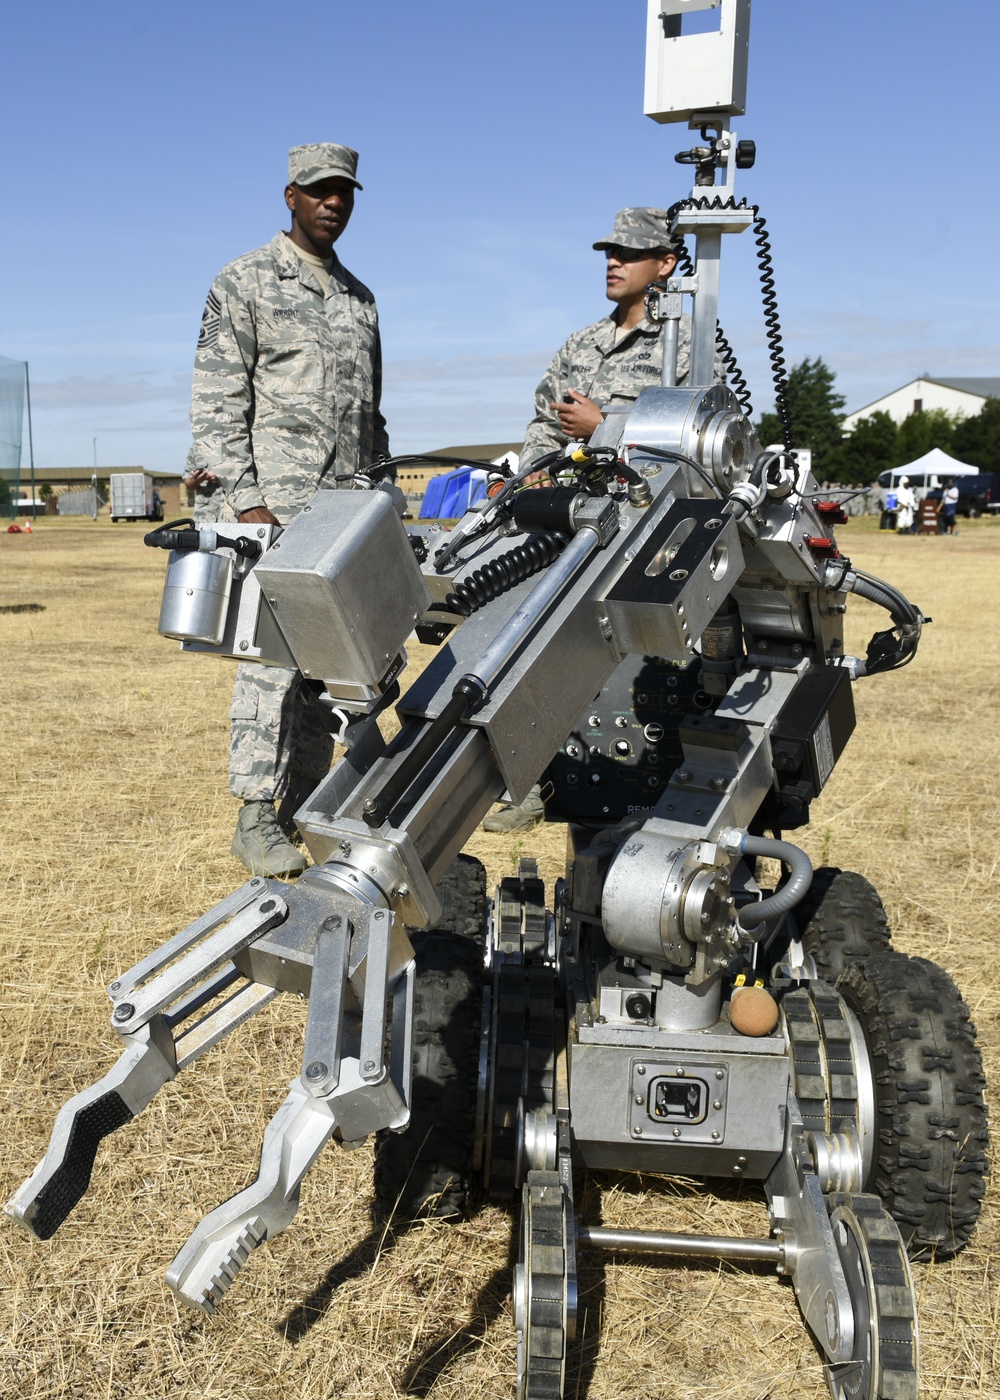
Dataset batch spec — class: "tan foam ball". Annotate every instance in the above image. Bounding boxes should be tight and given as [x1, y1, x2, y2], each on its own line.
[730, 985, 779, 1037]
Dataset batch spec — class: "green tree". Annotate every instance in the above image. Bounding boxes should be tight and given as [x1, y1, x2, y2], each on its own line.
[755, 357, 846, 478]
[891, 407, 955, 467]
[952, 397, 1000, 470]
[0, 475, 11, 516]
[838, 410, 897, 486]
[755, 409, 783, 449]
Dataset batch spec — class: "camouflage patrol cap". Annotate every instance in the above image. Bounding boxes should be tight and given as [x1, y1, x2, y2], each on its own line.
[593, 207, 680, 254]
[288, 143, 363, 191]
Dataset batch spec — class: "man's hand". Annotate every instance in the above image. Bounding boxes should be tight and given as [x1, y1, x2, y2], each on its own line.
[552, 389, 603, 440]
[238, 506, 281, 526]
[182, 468, 219, 488]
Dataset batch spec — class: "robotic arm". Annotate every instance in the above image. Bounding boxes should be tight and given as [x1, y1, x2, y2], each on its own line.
[6, 379, 922, 1316]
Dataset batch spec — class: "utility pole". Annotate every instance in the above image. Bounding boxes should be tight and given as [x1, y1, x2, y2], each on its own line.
[92, 437, 98, 522]
[24, 363, 36, 520]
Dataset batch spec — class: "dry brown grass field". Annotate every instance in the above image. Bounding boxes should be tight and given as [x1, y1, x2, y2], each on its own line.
[0, 514, 997, 1400]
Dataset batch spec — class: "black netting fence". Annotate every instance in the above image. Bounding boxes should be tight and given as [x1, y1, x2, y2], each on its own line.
[0, 355, 26, 518]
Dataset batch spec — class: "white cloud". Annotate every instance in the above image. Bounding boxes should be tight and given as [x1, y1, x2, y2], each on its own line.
[31, 373, 190, 408]
[385, 350, 549, 385]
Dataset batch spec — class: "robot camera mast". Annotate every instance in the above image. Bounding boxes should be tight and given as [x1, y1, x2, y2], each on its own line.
[644, 0, 756, 387]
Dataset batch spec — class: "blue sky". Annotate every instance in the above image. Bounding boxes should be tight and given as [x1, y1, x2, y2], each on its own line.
[2, 0, 997, 472]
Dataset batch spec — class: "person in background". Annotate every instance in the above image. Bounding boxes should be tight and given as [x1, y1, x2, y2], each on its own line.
[190, 142, 388, 876]
[182, 445, 232, 523]
[940, 477, 959, 535]
[894, 476, 917, 534]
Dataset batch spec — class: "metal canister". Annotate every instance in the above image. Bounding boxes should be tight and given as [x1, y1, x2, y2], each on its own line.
[158, 548, 234, 644]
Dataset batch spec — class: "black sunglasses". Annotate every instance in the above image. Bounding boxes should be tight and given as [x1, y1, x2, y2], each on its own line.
[603, 244, 661, 263]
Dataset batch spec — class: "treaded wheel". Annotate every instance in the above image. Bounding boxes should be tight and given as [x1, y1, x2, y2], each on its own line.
[837, 949, 989, 1259]
[483, 859, 560, 1199]
[825, 1193, 918, 1400]
[515, 1171, 573, 1400]
[373, 856, 486, 1222]
[795, 868, 891, 984]
[433, 852, 489, 944]
[783, 981, 861, 1136]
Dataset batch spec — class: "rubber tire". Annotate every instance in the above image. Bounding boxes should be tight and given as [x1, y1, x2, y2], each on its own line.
[431, 852, 488, 945]
[795, 867, 891, 984]
[373, 856, 486, 1223]
[837, 949, 989, 1259]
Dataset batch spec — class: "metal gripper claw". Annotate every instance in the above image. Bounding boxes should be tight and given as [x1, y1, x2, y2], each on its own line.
[5, 880, 288, 1240]
[167, 909, 415, 1312]
[8, 876, 416, 1314]
[166, 1081, 340, 1312]
[5, 1018, 177, 1240]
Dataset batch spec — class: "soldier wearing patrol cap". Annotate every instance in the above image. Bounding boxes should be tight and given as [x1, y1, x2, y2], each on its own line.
[484, 207, 721, 834]
[189, 142, 389, 876]
[516, 206, 718, 473]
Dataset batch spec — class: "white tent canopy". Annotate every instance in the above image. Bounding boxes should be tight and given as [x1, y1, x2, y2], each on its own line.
[885, 447, 980, 481]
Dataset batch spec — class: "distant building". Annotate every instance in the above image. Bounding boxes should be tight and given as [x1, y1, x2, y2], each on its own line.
[843, 377, 1000, 431]
[12, 466, 184, 519]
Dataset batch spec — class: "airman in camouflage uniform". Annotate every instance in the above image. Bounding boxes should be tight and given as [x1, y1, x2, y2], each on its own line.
[182, 444, 233, 524]
[485, 208, 721, 833]
[189, 143, 389, 876]
[518, 207, 713, 471]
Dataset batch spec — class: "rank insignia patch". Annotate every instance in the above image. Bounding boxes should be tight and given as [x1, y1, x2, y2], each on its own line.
[197, 290, 222, 351]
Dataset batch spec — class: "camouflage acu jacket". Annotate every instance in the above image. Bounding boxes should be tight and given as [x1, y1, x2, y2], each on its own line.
[519, 313, 703, 468]
[190, 232, 389, 521]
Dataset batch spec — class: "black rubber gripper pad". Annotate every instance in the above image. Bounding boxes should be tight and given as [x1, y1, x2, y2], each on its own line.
[29, 1091, 135, 1239]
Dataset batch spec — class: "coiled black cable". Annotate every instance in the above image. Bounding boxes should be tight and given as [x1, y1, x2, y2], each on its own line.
[667, 196, 793, 445]
[666, 199, 752, 417]
[749, 206, 793, 448]
[714, 326, 752, 415]
[444, 531, 569, 618]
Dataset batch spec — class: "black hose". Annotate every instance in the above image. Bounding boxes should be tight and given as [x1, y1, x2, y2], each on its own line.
[749, 207, 793, 447]
[374, 451, 507, 472]
[444, 532, 569, 618]
[841, 568, 924, 675]
[431, 450, 566, 573]
[144, 517, 197, 549]
[143, 518, 261, 560]
[714, 327, 753, 416]
[625, 443, 720, 499]
[613, 459, 643, 487]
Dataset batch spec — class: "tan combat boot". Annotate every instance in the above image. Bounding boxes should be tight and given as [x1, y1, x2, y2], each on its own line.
[231, 800, 308, 877]
[481, 784, 544, 833]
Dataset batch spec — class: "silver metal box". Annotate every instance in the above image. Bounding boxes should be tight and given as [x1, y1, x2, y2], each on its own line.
[644, 0, 751, 125]
[601, 501, 743, 660]
[568, 1034, 788, 1178]
[253, 490, 432, 689]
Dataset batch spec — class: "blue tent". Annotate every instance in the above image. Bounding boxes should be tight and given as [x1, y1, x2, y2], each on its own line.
[419, 466, 488, 519]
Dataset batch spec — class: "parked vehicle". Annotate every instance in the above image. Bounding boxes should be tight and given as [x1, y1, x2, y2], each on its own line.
[110, 473, 163, 522]
[925, 472, 1000, 517]
[875, 466, 993, 527]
